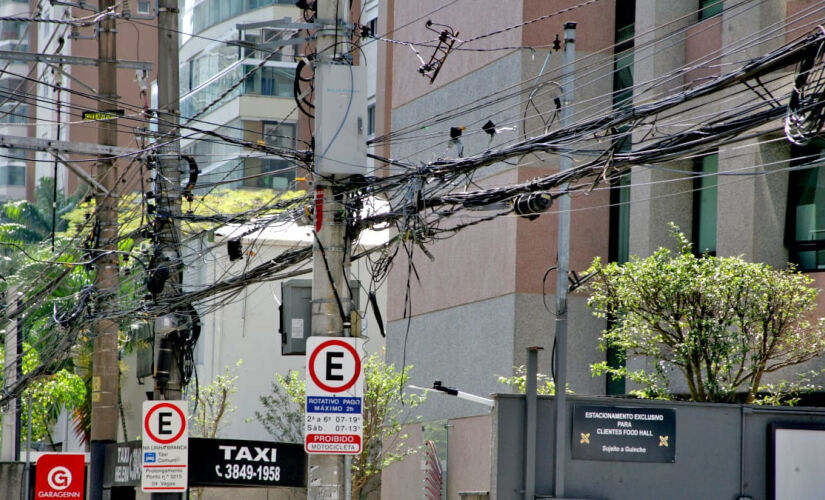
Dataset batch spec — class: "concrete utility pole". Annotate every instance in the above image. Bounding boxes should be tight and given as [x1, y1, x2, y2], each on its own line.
[1, 288, 19, 461]
[89, 1, 120, 498]
[309, 0, 352, 497]
[553, 21, 576, 500]
[153, 0, 183, 498]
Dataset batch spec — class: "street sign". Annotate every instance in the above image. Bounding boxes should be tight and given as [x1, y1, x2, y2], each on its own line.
[103, 438, 307, 489]
[142, 400, 188, 492]
[305, 337, 364, 454]
[35, 453, 85, 499]
[81, 109, 125, 121]
[571, 405, 676, 463]
[103, 441, 142, 488]
[188, 438, 306, 488]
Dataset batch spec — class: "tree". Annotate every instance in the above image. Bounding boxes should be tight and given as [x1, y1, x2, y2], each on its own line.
[255, 370, 303, 443]
[256, 353, 425, 499]
[0, 342, 86, 448]
[189, 360, 241, 439]
[586, 227, 825, 403]
[497, 365, 559, 395]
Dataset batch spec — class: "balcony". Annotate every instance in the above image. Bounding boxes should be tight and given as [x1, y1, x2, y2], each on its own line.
[195, 156, 297, 194]
[191, 0, 295, 35]
[181, 63, 295, 120]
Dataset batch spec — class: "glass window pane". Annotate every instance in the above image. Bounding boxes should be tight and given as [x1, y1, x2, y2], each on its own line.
[699, 0, 723, 21]
[695, 153, 718, 254]
[367, 103, 375, 136]
[786, 143, 825, 270]
[617, 174, 630, 264]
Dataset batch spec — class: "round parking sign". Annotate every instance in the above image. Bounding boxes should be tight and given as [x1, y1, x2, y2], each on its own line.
[307, 338, 362, 394]
[144, 401, 187, 444]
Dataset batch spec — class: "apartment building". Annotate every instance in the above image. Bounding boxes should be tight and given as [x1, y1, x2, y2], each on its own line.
[378, 0, 825, 497]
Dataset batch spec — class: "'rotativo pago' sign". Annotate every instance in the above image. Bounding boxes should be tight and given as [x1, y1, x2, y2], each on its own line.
[305, 337, 364, 454]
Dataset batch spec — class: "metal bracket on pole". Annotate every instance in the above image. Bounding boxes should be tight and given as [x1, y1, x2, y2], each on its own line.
[0, 134, 139, 157]
[45, 62, 99, 94]
[0, 50, 152, 71]
[236, 16, 320, 31]
[52, 154, 116, 197]
[231, 36, 314, 51]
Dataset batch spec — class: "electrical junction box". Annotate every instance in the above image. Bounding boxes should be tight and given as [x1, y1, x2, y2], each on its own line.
[133, 321, 154, 380]
[314, 64, 367, 176]
[279, 279, 361, 355]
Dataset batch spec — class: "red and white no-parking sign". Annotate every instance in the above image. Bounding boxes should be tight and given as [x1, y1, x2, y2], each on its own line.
[35, 453, 85, 499]
[306, 338, 364, 396]
[305, 337, 364, 454]
[142, 400, 188, 492]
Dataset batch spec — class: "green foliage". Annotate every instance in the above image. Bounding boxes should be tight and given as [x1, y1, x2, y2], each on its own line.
[497, 365, 563, 395]
[255, 370, 304, 443]
[753, 370, 822, 406]
[61, 188, 306, 239]
[189, 360, 242, 438]
[0, 342, 86, 447]
[256, 353, 425, 499]
[586, 225, 825, 403]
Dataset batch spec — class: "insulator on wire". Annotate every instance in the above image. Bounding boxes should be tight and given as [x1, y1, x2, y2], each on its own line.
[227, 238, 243, 261]
[513, 192, 553, 221]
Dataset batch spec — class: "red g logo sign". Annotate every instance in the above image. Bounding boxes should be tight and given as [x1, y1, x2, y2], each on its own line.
[35, 454, 85, 498]
[47, 466, 72, 490]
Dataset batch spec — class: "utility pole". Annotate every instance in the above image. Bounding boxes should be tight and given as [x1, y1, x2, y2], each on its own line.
[309, 0, 352, 498]
[152, 0, 183, 498]
[89, 1, 120, 498]
[1, 287, 19, 461]
[553, 22, 576, 500]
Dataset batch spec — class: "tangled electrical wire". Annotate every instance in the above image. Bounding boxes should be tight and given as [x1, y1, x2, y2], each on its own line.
[5, 10, 825, 408]
[785, 27, 825, 145]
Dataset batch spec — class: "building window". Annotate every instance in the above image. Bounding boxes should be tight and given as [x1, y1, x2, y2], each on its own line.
[607, 0, 635, 397]
[367, 17, 378, 37]
[0, 102, 28, 124]
[699, 0, 723, 21]
[192, 0, 295, 34]
[786, 142, 825, 270]
[243, 66, 294, 97]
[0, 164, 25, 186]
[136, 0, 151, 14]
[247, 121, 297, 190]
[366, 103, 375, 137]
[693, 152, 718, 255]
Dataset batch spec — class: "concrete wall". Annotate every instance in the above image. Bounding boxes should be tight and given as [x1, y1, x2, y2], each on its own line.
[447, 415, 492, 500]
[379, 423, 423, 500]
[0, 462, 26, 499]
[387, 295, 515, 421]
[380, 416, 493, 500]
[493, 394, 825, 500]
